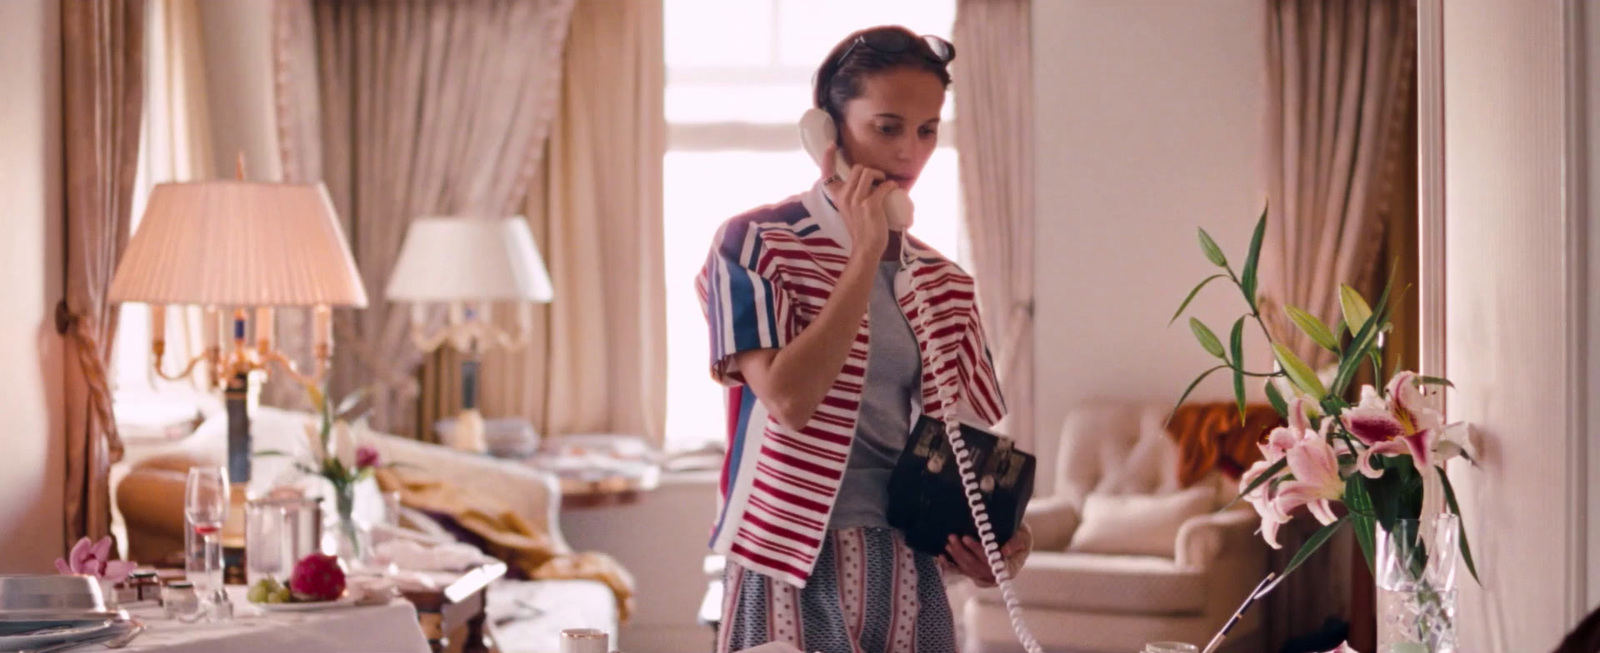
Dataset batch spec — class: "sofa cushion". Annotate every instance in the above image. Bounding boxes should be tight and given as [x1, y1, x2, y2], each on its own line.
[975, 552, 1208, 615]
[1067, 486, 1213, 557]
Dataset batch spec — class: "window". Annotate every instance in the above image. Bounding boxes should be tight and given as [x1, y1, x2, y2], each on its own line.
[662, 0, 964, 451]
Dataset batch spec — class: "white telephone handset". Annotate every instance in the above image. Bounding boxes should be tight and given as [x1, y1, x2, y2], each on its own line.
[800, 108, 915, 231]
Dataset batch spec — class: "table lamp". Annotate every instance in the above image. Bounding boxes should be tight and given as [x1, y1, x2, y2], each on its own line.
[385, 216, 553, 452]
[108, 176, 367, 563]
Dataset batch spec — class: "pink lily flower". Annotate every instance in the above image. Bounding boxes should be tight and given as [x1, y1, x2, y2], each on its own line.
[1240, 458, 1291, 549]
[1340, 371, 1466, 477]
[54, 536, 137, 583]
[1240, 397, 1319, 549]
[1273, 426, 1345, 526]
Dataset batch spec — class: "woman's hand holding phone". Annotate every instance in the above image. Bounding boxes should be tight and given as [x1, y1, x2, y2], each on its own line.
[821, 144, 897, 264]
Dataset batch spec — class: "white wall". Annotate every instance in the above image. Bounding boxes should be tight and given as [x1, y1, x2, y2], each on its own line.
[1031, 0, 1268, 491]
[1440, 1, 1593, 650]
[0, 0, 67, 573]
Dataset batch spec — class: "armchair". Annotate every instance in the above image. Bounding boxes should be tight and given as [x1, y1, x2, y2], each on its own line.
[962, 402, 1270, 653]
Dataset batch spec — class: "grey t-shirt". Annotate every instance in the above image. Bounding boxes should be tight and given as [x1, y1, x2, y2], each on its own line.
[828, 260, 923, 530]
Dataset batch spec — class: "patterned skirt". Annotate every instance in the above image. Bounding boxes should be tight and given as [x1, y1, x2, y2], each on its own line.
[719, 527, 956, 653]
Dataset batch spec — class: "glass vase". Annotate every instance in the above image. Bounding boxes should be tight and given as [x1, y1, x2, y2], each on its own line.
[1376, 514, 1460, 653]
[326, 483, 369, 570]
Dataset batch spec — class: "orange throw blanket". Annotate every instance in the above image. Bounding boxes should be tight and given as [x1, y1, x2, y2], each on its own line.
[1164, 402, 1284, 487]
[374, 466, 636, 623]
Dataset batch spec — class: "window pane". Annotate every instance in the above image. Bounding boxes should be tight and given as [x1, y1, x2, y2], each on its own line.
[665, 83, 813, 124]
[774, 0, 956, 68]
[662, 148, 962, 451]
[665, 0, 775, 68]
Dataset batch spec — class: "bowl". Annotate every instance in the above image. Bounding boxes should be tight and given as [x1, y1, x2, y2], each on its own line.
[0, 576, 113, 617]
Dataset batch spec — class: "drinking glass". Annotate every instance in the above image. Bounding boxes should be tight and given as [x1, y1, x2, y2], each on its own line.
[184, 467, 228, 618]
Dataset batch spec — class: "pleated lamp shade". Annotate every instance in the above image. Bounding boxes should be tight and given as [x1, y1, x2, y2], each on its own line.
[386, 217, 554, 303]
[109, 181, 368, 307]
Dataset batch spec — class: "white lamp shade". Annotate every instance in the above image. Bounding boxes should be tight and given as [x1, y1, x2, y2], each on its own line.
[385, 217, 554, 303]
[109, 181, 368, 307]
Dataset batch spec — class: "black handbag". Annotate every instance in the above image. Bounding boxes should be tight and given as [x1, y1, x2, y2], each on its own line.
[886, 415, 1037, 557]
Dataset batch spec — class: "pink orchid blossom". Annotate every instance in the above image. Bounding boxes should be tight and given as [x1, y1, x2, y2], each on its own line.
[54, 536, 136, 583]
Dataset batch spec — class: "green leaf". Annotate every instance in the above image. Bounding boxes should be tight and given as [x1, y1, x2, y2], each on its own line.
[1241, 203, 1268, 312]
[1417, 375, 1455, 388]
[1191, 318, 1227, 359]
[1438, 467, 1481, 584]
[1339, 285, 1373, 333]
[1169, 274, 1230, 325]
[1345, 475, 1378, 575]
[1263, 378, 1289, 418]
[1332, 270, 1397, 396]
[1273, 343, 1327, 398]
[1168, 364, 1230, 428]
[1223, 457, 1289, 511]
[1286, 306, 1339, 351]
[1230, 318, 1247, 423]
[1333, 316, 1347, 338]
[1198, 228, 1228, 267]
[1281, 516, 1349, 580]
[254, 450, 295, 458]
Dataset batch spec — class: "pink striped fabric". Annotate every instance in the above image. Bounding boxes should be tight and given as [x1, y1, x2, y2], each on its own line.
[697, 183, 1007, 588]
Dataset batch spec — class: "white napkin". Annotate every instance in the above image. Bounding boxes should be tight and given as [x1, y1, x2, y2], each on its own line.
[372, 539, 490, 572]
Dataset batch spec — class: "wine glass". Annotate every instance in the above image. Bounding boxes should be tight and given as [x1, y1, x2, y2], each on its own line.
[184, 467, 228, 616]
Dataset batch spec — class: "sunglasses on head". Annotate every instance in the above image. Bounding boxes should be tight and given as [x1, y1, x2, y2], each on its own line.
[834, 29, 955, 69]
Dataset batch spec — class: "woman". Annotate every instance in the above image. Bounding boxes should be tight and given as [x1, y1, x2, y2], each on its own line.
[696, 25, 1031, 653]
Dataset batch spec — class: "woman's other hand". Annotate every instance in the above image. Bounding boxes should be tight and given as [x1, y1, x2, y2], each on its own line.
[942, 523, 1033, 588]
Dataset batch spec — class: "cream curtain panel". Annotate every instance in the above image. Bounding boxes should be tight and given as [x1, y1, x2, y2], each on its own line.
[1261, 0, 1417, 370]
[1258, 0, 1418, 648]
[273, 0, 577, 436]
[134, 0, 215, 393]
[425, 0, 667, 446]
[952, 0, 1035, 451]
[61, 0, 145, 547]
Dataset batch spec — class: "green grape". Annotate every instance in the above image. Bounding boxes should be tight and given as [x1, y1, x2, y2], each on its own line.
[247, 584, 268, 603]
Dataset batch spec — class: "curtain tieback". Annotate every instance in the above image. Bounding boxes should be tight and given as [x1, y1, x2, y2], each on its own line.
[55, 299, 125, 465]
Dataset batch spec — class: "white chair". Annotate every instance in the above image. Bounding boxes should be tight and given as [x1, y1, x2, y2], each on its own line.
[962, 402, 1270, 653]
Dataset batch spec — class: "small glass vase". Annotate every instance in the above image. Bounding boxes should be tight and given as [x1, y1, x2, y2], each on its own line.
[1376, 514, 1460, 653]
[327, 483, 370, 570]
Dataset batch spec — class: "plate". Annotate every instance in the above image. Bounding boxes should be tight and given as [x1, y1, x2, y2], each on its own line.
[0, 619, 116, 649]
[250, 595, 358, 612]
[0, 610, 123, 623]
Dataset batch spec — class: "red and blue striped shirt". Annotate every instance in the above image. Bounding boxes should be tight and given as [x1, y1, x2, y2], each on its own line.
[696, 182, 1007, 587]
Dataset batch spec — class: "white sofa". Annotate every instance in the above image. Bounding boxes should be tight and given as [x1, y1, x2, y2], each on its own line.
[962, 402, 1271, 653]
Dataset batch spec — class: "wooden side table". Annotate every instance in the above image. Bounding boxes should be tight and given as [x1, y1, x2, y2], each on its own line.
[400, 562, 508, 653]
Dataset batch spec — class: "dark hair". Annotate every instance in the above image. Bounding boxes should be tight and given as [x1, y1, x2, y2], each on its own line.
[812, 26, 955, 121]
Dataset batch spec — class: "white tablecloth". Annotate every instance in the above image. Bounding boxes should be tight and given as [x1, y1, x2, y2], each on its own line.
[115, 586, 429, 653]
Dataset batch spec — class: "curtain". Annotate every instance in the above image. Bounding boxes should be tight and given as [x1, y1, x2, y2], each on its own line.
[134, 0, 215, 393]
[952, 0, 1035, 452]
[61, 0, 145, 547]
[443, 0, 668, 447]
[1260, 0, 1417, 369]
[274, 0, 577, 436]
[1259, 0, 1417, 647]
